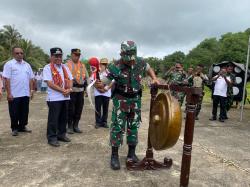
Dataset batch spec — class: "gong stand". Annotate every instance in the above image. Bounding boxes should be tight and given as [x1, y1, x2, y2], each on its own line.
[126, 84, 202, 187]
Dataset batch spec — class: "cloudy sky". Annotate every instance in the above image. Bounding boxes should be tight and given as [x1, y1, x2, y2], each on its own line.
[0, 0, 250, 59]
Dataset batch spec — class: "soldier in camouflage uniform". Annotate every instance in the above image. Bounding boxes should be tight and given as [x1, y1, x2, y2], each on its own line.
[96, 41, 159, 170]
[225, 64, 236, 116]
[164, 62, 187, 106]
[187, 64, 209, 120]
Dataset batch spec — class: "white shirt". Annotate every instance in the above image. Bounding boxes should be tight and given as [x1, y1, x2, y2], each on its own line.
[43, 64, 73, 101]
[90, 72, 111, 97]
[213, 76, 230, 97]
[3, 59, 34, 98]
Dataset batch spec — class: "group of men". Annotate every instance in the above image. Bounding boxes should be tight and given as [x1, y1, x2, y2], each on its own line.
[164, 61, 235, 122]
[1, 41, 159, 170]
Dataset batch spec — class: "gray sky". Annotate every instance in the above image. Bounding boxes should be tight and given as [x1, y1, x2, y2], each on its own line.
[0, 0, 250, 60]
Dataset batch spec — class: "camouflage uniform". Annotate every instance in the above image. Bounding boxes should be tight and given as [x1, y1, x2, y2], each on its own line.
[226, 72, 236, 111]
[188, 73, 209, 118]
[107, 57, 147, 147]
[165, 70, 186, 106]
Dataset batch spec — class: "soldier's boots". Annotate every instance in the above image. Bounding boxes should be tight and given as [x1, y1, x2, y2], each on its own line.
[67, 122, 74, 134]
[127, 145, 139, 163]
[111, 146, 120, 170]
[73, 120, 82, 133]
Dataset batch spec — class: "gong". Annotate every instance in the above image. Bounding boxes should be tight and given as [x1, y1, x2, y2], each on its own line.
[149, 92, 182, 150]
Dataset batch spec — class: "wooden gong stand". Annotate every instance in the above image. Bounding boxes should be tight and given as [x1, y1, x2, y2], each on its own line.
[126, 84, 202, 187]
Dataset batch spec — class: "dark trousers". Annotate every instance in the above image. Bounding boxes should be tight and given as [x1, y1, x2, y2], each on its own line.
[47, 100, 69, 142]
[68, 91, 84, 125]
[8, 96, 30, 131]
[95, 96, 110, 125]
[212, 95, 227, 119]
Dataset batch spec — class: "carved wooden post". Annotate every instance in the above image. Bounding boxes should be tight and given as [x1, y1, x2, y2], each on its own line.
[180, 88, 201, 187]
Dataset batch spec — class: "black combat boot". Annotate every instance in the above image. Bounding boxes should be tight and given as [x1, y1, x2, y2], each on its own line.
[73, 120, 82, 133]
[67, 121, 74, 134]
[111, 146, 120, 170]
[127, 145, 139, 163]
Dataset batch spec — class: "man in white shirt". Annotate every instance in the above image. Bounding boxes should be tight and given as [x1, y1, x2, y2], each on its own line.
[43, 47, 73, 147]
[3, 47, 34, 136]
[210, 67, 232, 122]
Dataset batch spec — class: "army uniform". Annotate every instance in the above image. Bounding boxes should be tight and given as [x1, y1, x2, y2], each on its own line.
[101, 41, 158, 170]
[188, 73, 209, 119]
[165, 70, 186, 106]
[107, 57, 146, 147]
[226, 72, 236, 112]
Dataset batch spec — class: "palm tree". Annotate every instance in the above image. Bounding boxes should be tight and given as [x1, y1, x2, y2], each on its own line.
[0, 25, 22, 56]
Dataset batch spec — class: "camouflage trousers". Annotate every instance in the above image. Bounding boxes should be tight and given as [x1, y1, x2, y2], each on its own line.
[110, 96, 141, 147]
[195, 94, 204, 117]
[226, 95, 234, 111]
[171, 91, 185, 106]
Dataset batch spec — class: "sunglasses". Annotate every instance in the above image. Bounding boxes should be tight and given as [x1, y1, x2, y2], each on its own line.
[73, 53, 81, 56]
[15, 52, 23, 55]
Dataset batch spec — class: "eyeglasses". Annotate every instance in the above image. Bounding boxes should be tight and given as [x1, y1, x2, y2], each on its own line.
[15, 52, 23, 55]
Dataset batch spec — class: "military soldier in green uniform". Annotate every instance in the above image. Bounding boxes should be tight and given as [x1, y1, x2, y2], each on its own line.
[225, 64, 236, 116]
[164, 62, 187, 106]
[187, 64, 209, 120]
[96, 41, 159, 170]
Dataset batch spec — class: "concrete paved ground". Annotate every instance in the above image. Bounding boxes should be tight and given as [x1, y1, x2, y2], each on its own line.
[0, 93, 249, 187]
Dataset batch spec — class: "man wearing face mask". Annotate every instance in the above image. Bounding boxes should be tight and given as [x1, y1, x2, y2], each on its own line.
[66, 49, 88, 134]
[96, 41, 159, 170]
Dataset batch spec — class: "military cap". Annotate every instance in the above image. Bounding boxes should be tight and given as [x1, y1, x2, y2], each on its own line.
[50, 47, 63, 55]
[71, 48, 81, 54]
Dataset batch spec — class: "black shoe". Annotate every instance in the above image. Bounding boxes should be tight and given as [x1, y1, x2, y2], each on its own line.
[111, 155, 120, 170]
[48, 141, 60, 147]
[18, 127, 32, 133]
[127, 154, 140, 163]
[12, 130, 18, 136]
[67, 128, 74, 134]
[219, 118, 224, 122]
[73, 127, 82, 133]
[95, 123, 101, 129]
[102, 123, 109, 128]
[73, 120, 82, 133]
[111, 146, 120, 170]
[209, 117, 216, 121]
[195, 117, 199, 120]
[127, 145, 140, 163]
[57, 136, 71, 142]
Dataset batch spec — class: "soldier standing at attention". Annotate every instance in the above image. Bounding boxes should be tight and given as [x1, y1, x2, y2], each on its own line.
[164, 62, 187, 106]
[66, 49, 88, 134]
[43, 47, 73, 147]
[96, 41, 159, 170]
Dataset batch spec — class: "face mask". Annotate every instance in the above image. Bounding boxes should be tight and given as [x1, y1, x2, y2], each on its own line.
[121, 54, 136, 63]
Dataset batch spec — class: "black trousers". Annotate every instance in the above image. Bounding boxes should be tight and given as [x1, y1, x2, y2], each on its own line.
[95, 96, 110, 125]
[68, 91, 84, 125]
[212, 95, 227, 119]
[8, 96, 30, 131]
[47, 100, 69, 142]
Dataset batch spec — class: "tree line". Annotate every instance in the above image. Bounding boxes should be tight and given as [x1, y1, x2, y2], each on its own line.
[146, 28, 250, 78]
[1, 25, 250, 76]
[0, 25, 49, 71]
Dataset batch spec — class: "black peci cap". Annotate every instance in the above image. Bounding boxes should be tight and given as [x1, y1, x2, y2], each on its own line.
[50, 47, 63, 55]
[71, 48, 81, 54]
